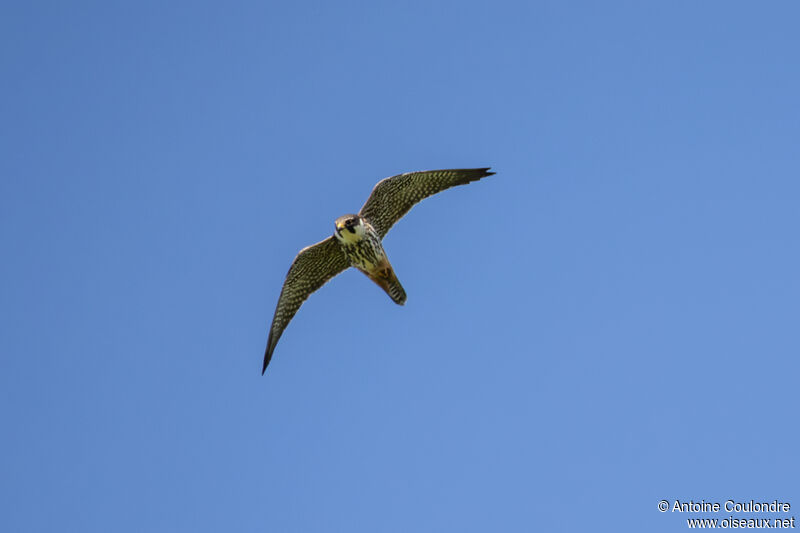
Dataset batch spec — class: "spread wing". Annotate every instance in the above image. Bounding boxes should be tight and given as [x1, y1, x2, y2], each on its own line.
[358, 168, 495, 239]
[263, 236, 349, 374]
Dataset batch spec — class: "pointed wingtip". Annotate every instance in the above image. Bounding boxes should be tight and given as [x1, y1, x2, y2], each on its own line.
[262, 339, 274, 375]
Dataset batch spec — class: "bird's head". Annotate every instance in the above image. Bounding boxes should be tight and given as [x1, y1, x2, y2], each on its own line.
[334, 214, 365, 243]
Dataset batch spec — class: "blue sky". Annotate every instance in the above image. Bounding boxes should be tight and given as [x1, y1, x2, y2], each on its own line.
[2, 1, 798, 531]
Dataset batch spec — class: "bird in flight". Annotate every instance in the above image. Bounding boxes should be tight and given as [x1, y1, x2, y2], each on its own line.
[262, 167, 495, 374]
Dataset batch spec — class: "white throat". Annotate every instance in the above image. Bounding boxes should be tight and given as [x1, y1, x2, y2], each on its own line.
[335, 220, 366, 244]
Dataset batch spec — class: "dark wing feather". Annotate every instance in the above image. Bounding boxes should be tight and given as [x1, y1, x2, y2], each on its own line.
[263, 236, 349, 374]
[358, 168, 495, 238]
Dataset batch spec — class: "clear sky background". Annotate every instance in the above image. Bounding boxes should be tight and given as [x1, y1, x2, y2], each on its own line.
[2, 1, 798, 531]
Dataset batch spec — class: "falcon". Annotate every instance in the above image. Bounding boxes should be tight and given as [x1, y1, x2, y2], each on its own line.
[262, 167, 495, 374]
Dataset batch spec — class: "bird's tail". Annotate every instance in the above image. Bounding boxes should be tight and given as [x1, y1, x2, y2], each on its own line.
[364, 261, 407, 305]
[383, 269, 407, 305]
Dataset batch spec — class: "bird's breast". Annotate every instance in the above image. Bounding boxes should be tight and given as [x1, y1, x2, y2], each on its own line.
[339, 230, 386, 271]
